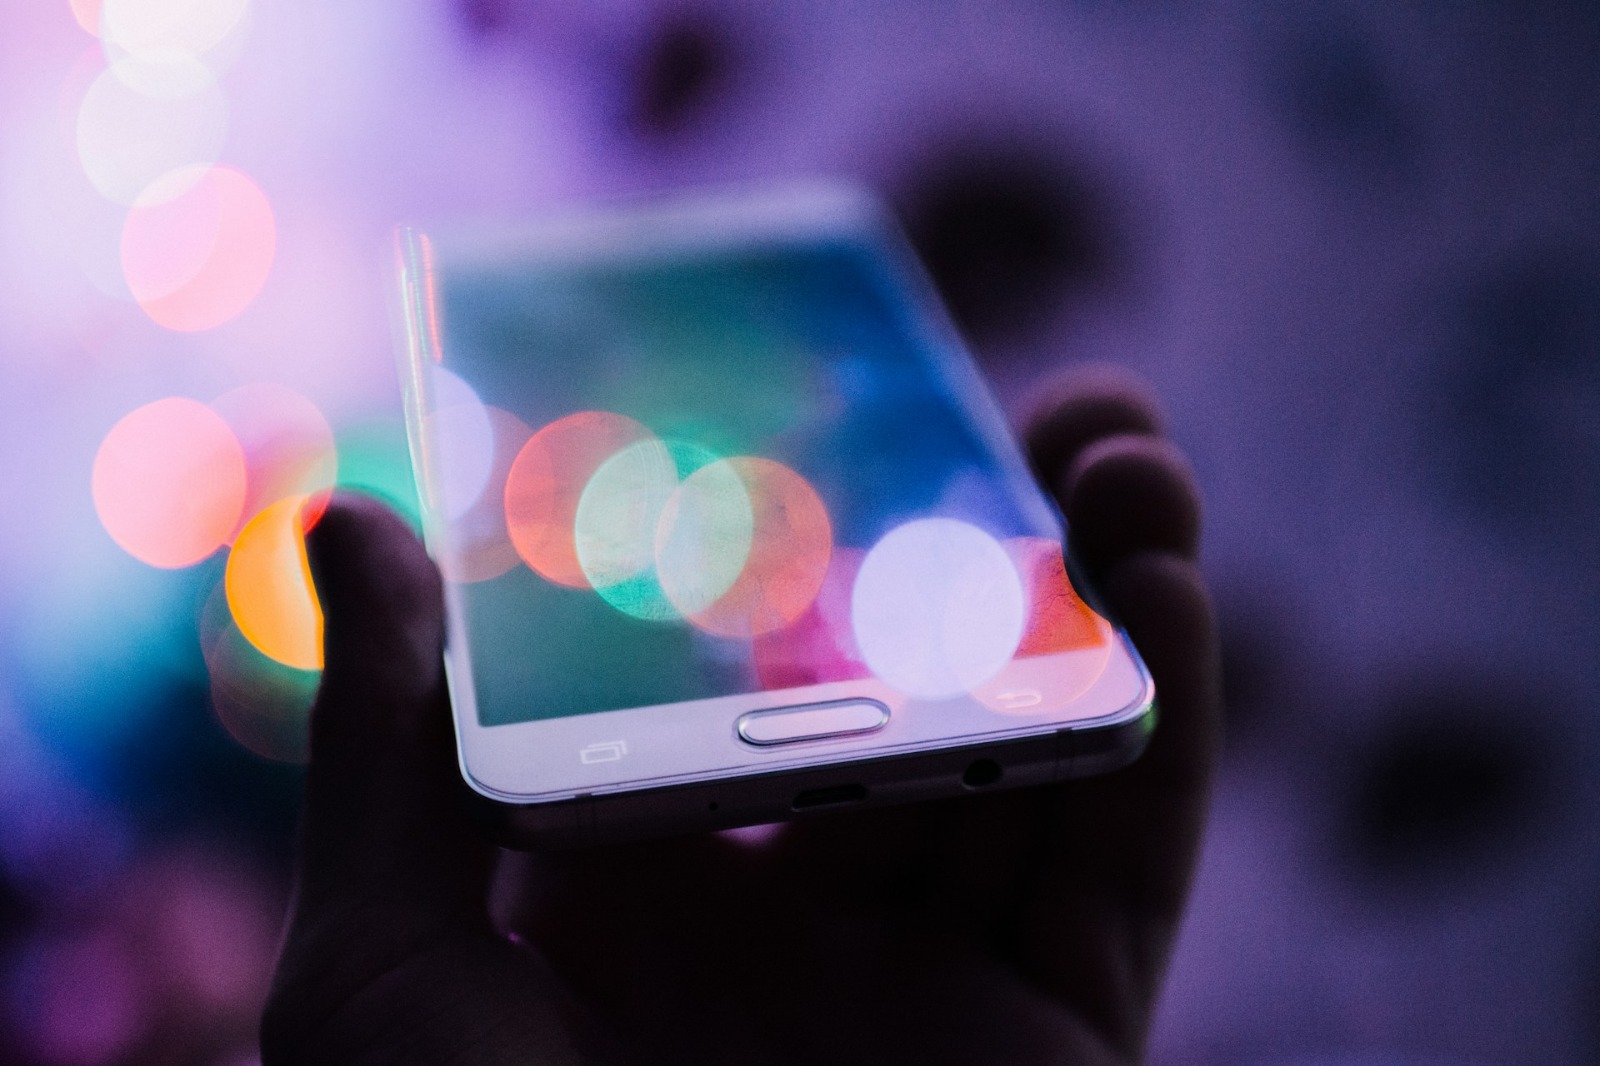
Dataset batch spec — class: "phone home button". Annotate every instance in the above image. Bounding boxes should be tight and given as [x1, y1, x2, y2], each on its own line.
[736, 699, 890, 747]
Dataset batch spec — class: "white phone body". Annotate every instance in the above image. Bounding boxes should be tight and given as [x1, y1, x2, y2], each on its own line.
[394, 184, 1154, 847]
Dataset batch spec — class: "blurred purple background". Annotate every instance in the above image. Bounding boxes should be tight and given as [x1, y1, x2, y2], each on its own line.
[2, 1, 1597, 1062]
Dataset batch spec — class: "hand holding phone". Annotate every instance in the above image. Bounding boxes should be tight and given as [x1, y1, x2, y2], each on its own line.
[262, 370, 1220, 1066]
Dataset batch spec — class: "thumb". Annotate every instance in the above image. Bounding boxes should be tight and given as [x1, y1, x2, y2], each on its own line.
[265, 494, 581, 1063]
[294, 493, 492, 926]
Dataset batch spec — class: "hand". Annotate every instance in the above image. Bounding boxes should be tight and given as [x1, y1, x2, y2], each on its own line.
[261, 368, 1220, 1065]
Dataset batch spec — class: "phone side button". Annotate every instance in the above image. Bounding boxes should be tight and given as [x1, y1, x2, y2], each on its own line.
[736, 699, 890, 746]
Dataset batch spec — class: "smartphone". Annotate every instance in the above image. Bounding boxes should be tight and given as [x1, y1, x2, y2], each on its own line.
[392, 185, 1154, 847]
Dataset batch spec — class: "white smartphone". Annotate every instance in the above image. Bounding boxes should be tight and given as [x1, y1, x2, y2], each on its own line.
[393, 184, 1154, 847]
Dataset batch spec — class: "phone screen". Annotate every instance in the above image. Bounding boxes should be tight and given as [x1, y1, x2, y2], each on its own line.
[415, 232, 1114, 727]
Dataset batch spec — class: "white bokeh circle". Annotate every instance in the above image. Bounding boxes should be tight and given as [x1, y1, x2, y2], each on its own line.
[852, 518, 1026, 700]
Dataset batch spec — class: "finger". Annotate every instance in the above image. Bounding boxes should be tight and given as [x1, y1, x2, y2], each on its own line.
[294, 494, 493, 927]
[918, 427, 1204, 937]
[267, 493, 579, 1064]
[1024, 364, 1165, 487]
[1014, 550, 1220, 1057]
[1063, 434, 1201, 574]
[780, 374, 1189, 897]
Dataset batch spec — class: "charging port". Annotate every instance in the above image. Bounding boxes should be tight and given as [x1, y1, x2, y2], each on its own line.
[962, 759, 1003, 788]
[792, 784, 868, 810]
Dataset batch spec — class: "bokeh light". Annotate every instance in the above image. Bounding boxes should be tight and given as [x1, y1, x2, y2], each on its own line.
[92, 397, 246, 568]
[752, 547, 871, 689]
[104, 49, 218, 98]
[75, 58, 226, 205]
[441, 406, 531, 584]
[120, 164, 276, 332]
[573, 438, 723, 621]
[98, 0, 250, 62]
[11, 926, 145, 1063]
[421, 366, 494, 520]
[852, 518, 1025, 700]
[199, 581, 312, 763]
[211, 383, 336, 538]
[6, 63, 135, 303]
[69, 0, 103, 35]
[1004, 536, 1113, 657]
[654, 459, 754, 618]
[504, 411, 657, 588]
[674, 458, 832, 639]
[962, 538, 1115, 714]
[224, 494, 322, 671]
[574, 438, 693, 621]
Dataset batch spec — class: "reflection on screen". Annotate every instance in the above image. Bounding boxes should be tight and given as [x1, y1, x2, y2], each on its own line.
[416, 237, 1110, 724]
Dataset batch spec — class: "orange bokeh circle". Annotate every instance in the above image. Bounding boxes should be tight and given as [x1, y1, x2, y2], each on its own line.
[1004, 536, 1112, 657]
[503, 411, 655, 588]
[92, 396, 247, 568]
[225, 494, 323, 671]
[684, 457, 832, 639]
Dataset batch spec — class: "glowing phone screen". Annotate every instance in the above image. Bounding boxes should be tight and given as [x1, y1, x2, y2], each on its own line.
[419, 236, 1111, 726]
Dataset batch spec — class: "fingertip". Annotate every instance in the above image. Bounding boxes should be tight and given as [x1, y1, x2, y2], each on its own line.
[1100, 551, 1221, 773]
[306, 494, 438, 616]
[306, 493, 444, 690]
[1025, 364, 1166, 484]
[1064, 434, 1202, 571]
[1102, 552, 1216, 660]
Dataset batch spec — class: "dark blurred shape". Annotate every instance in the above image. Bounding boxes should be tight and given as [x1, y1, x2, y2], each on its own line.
[0, 870, 29, 1055]
[1277, 23, 1411, 171]
[1433, 249, 1600, 536]
[1347, 683, 1549, 880]
[4, 846, 279, 1066]
[0, 866, 25, 948]
[1213, 592, 1289, 740]
[1586, 934, 1600, 1064]
[899, 146, 1110, 345]
[629, 15, 731, 138]
[457, 0, 517, 37]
